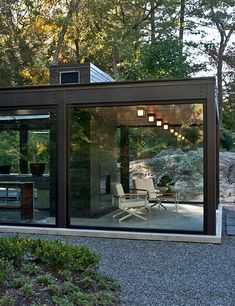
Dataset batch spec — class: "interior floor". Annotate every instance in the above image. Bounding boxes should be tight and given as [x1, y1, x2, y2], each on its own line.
[0, 202, 203, 232]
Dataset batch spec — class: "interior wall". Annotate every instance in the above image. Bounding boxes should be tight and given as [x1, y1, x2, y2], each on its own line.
[69, 109, 117, 218]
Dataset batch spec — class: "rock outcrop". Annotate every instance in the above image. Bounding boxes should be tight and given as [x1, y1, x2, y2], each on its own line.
[130, 149, 235, 203]
[219, 151, 235, 203]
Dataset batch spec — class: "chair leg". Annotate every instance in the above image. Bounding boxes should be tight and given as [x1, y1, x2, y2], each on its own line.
[131, 211, 147, 221]
[119, 212, 133, 222]
[118, 208, 147, 222]
[175, 198, 179, 215]
[113, 210, 125, 218]
[160, 203, 167, 209]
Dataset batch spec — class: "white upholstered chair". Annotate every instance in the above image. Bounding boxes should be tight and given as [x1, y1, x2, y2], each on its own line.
[111, 182, 148, 222]
[132, 178, 163, 208]
[133, 178, 178, 214]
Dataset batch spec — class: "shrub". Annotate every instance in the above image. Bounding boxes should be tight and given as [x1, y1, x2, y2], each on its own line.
[51, 296, 74, 306]
[0, 295, 15, 306]
[47, 283, 62, 295]
[21, 262, 41, 276]
[34, 240, 100, 271]
[0, 236, 30, 266]
[220, 127, 235, 151]
[67, 291, 93, 306]
[63, 281, 81, 294]
[0, 237, 120, 305]
[58, 269, 73, 281]
[35, 273, 54, 286]
[96, 290, 120, 306]
[0, 258, 14, 286]
[9, 276, 30, 289]
[19, 283, 35, 299]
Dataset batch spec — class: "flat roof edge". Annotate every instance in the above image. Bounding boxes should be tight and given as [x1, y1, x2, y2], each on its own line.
[0, 77, 216, 91]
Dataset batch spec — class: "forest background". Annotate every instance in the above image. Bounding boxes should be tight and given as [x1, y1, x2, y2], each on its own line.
[0, 0, 234, 148]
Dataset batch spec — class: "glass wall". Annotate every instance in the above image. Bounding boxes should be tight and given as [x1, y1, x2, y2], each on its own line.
[0, 109, 57, 225]
[69, 103, 204, 232]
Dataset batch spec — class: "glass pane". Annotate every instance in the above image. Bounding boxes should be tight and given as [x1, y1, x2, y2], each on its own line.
[0, 109, 57, 225]
[69, 103, 204, 232]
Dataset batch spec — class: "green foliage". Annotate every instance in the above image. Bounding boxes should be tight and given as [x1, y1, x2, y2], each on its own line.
[58, 269, 73, 281]
[67, 291, 93, 306]
[138, 38, 192, 80]
[222, 81, 235, 131]
[21, 262, 41, 276]
[0, 131, 19, 171]
[9, 276, 30, 289]
[158, 175, 172, 187]
[0, 295, 15, 306]
[34, 239, 100, 271]
[183, 127, 203, 147]
[19, 283, 35, 299]
[63, 281, 80, 294]
[0, 236, 30, 266]
[95, 290, 120, 306]
[0, 236, 120, 305]
[28, 131, 49, 163]
[35, 273, 54, 286]
[51, 296, 74, 306]
[47, 283, 62, 295]
[80, 268, 120, 291]
[220, 126, 235, 151]
[0, 259, 14, 286]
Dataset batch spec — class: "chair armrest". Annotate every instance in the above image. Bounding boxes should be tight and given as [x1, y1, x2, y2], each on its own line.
[160, 191, 178, 197]
[135, 188, 148, 192]
[122, 193, 147, 199]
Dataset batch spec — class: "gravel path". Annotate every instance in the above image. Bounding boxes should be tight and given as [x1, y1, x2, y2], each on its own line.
[0, 211, 235, 306]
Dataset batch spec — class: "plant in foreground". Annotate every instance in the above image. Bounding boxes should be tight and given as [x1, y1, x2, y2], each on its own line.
[19, 283, 35, 299]
[0, 295, 15, 306]
[0, 258, 14, 286]
[35, 273, 54, 286]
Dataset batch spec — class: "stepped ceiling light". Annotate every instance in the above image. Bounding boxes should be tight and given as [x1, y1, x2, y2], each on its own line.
[156, 117, 162, 126]
[137, 107, 145, 117]
[163, 122, 169, 130]
[148, 113, 155, 123]
[182, 136, 185, 140]
[178, 134, 182, 139]
[174, 131, 179, 136]
[170, 128, 174, 133]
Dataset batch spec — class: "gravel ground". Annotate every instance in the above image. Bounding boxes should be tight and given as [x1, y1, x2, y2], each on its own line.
[0, 209, 235, 306]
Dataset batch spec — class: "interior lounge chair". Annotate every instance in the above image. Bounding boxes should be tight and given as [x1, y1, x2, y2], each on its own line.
[111, 182, 148, 222]
[133, 178, 163, 208]
[133, 178, 178, 214]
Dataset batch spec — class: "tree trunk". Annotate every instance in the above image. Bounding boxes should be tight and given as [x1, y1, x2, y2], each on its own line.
[150, 0, 155, 43]
[179, 0, 186, 42]
[52, 0, 79, 65]
[217, 55, 223, 122]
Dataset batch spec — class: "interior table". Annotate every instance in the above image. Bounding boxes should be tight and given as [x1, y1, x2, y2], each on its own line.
[158, 191, 179, 215]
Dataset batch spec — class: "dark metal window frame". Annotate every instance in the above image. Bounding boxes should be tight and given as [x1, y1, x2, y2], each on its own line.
[60, 71, 80, 84]
[0, 78, 217, 235]
[0, 105, 59, 227]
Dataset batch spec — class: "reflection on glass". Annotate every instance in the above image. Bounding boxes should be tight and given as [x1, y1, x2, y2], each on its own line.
[69, 103, 204, 232]
[0, 109, 56, 225]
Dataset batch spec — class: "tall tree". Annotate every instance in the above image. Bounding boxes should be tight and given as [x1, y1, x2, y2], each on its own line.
[51, 0, 79, 65]
[194, 0, 235, 118]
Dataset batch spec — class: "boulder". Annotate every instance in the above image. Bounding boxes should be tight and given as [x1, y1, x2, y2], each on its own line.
[130, 149, 235, 203]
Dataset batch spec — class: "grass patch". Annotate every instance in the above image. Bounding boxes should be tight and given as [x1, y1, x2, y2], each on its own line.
[0, 236, 120, 305]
